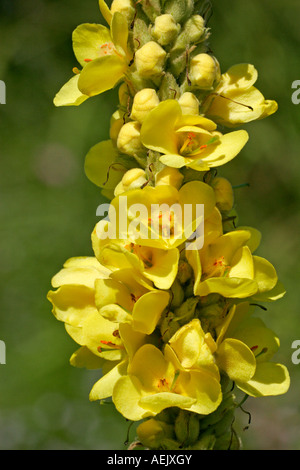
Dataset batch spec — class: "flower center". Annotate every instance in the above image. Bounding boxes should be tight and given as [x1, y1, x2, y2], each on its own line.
[148, 210, 176, 238]
[180, 132, 219, 157]
[202, 256, 231, 279]
[125, 243, 153, 269]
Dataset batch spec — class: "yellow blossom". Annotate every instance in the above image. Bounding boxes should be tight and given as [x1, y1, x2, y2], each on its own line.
[54, 12, 131, 106]
[203, 63, 278, 127]
[140, 99, 249, 171]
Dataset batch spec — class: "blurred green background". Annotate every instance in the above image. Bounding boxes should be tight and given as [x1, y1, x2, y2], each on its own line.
[0, 0, 300, 450]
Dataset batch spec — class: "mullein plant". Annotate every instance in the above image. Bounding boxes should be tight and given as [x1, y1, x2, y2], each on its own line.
[48, 0, 290, 450]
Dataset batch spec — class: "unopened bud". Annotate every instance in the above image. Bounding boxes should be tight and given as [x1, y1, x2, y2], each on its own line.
[135, 41, 167, 78]
[160, 312, 180, 343]
[170, 279, 184, 309]
[176, 259, 193, 284]
[118, 83, 130, 108]
[172, 15, 206, 51]
[174, 411, 200, 446]
[178, 92, 199, 115]
[137, 418, 175, 449]
[190, 434, 216, 450]
[114, 168, 147, 196]
[211, 177, 234, 212]
[155, 167, 184, 189]
[131, 88, 160, 122]
[164, 0, 194, 23]
[110, 109, 124, 143]
[110, 0, 135, 22]
[189, 53, 220, 89]
[116, 121, 144, 156]
[151, 14, 181, 46]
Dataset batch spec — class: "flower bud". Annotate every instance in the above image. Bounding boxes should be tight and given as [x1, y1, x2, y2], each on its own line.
[160, 312, 180, 343]
[176, 259, 193, 284]
[109, 109, 124, 143]
[172, 15, 206, 51]
[211, 177, 234, 212]
[116, 121, 144, 156]
[189, 53, 220, 89]
[114, 168, 147, 196]
[155, 167, 184, 189]
[190, 434, 216, 450]
[178, 92, 199, 115]
[170, 279, 184, 308]
[135, 41, 167, 78]
[110, 0, 135, 22]
[164, 0, 194, 23]
[131, 88, 160, 122]
[151, 14, 181, 46]
[118, 83, 130, 108]
[174, 410, 200, 446]
[137, 418, 175, 449]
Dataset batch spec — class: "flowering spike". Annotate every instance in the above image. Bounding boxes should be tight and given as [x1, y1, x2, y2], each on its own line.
[48, 0, 290, 451]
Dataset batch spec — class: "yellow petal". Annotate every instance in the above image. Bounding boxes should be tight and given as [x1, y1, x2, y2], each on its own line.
[140, 100, 181, 155]
[188, 130, 249, 170]
[132, 291, 170, 334]
[78, 54, 127, 96]
[111, 11, 128, 55]
[90, 359, 128, 401]
[236, 363, 290, 397]
[53, 75, 89, 107]
[72, 23, 112, 67]
[216, 338, 256, 382]
[253, 255, 278, 294]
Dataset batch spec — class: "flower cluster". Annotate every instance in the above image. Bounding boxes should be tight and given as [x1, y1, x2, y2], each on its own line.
[48, 0, 290, 450]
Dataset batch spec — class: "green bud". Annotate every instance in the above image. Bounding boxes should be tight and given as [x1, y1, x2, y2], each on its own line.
[158, 72, 180, 101]
[137, 418, 175, 449]
[164, 0, 194, 24]
[189, 434, 216, 450]
[174, 296, 198, 324]
[141, 0, 161, 22]
[222, 208, 239, 233]
[177, 259, 193, 284]
[170, 279, 185, 309]
[160, 311, 181, 342]
[131, 18, 152, 50]
[174, 410, 200, 445]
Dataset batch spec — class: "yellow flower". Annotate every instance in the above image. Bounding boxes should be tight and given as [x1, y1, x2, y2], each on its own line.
[95, 269, 170, 335]
[106, 180, 217, 250]
[186, 228, 278, 299]
[54, 12, 131, 106]
[215, 303, 290, 397]
[140, 99, 249, 171]
[84, 139, 137, 199]
[167, 318, 219, 377]
[203, 64, 278, 127]
[92, 220, 180, 290]
[112, 343, 222, 421]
